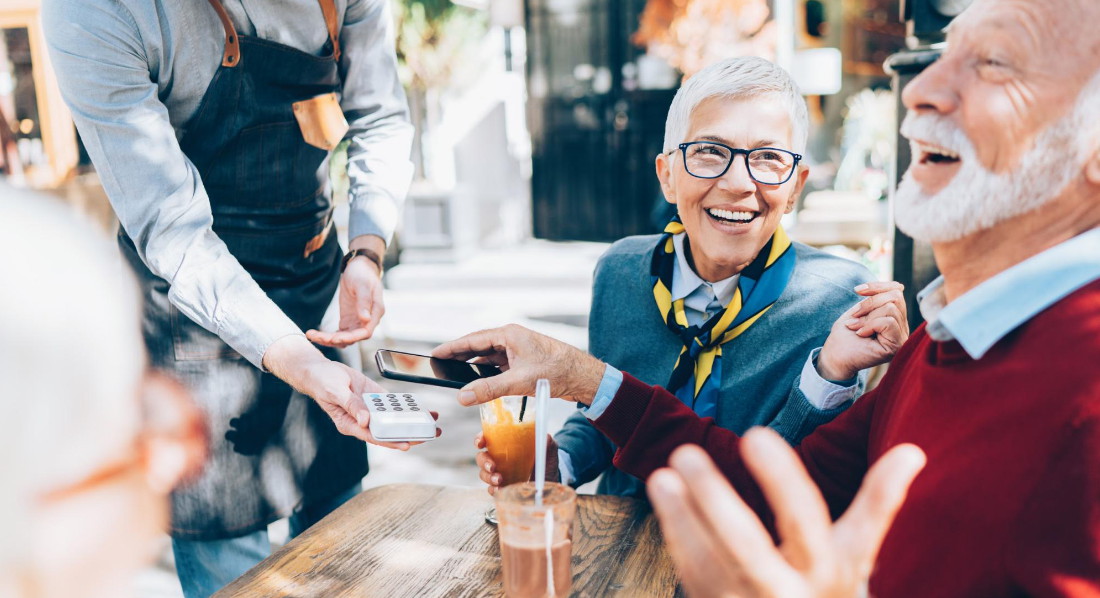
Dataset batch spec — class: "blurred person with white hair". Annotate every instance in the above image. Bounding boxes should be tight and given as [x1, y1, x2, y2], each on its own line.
[435, 0, 1100, 594]
[0, 185, 205, 598]
[40, 0, 426, 594]
[471, 56, 909, 496]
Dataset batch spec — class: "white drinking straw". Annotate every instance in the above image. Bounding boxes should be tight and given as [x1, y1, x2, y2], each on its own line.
[544, 509, 556, 597]
[534, 378, 550, 506]
[534, 379, 554, 595]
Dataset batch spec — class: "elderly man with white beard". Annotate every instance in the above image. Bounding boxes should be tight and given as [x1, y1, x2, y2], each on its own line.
[430, 0, 1100, 596]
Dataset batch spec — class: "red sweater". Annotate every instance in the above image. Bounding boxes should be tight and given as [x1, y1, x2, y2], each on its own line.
[594, 280, 1100, 597]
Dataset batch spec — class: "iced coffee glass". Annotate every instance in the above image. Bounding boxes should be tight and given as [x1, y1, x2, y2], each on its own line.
[495, 482, 576, 598]
[480, 396, 536, 523]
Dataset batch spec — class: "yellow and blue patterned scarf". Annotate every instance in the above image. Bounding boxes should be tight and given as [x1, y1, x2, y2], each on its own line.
[651, 215, 796, 418]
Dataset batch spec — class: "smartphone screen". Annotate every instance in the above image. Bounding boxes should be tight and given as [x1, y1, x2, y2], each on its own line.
[375, 349, 500, 389]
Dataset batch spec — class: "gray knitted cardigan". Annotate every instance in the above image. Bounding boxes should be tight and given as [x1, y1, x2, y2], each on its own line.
[555, 235, 874, 497]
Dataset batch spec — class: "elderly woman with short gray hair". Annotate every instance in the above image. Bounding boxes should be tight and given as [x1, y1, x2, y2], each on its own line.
[472, 56, 909, 497]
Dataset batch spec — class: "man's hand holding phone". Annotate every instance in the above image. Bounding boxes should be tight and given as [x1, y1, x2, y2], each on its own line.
[432, 325, 607, 406]
[375, 349, 502, 389]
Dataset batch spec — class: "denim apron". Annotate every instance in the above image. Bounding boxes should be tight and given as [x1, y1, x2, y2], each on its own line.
[119, 0, 368, 540]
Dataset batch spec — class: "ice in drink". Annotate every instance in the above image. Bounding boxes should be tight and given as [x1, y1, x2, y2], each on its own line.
[480, 398, 536, 486]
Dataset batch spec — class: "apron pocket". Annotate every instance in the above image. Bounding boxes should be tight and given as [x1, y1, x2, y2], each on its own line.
[234, 121, 329, 209]
[292, 93, 349, 150]
[217, 213, 336, 284]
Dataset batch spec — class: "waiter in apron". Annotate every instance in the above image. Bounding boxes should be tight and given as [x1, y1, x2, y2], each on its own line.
[44, 1, 417, 596]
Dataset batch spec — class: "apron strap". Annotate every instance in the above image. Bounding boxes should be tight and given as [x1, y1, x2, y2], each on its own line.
[206, 0, 339, 66]
[317, 0, 342, 62]
[206, 0, 242, 67]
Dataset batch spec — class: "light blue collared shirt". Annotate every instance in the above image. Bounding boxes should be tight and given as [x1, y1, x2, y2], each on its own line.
[578, 237, 857, 421]
[671, 233, 740, 324]
[582, 229, 1100, 430]
[918, 228, 1100, 359]
[43, 0, 413, 368]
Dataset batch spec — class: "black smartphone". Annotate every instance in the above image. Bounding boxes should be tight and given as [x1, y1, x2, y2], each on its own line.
[374, 349, 502, 389]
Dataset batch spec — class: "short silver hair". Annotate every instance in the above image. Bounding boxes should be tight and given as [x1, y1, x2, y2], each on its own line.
[0, 186, 145, 566]
[662, 56, 809, 155]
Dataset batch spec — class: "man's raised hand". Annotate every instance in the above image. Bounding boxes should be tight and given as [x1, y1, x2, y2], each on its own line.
[647, 428, 926, 598]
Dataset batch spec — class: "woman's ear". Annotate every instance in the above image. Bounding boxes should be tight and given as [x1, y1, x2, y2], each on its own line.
[786, 165, 810, 213]
[656, 152, 677, 205]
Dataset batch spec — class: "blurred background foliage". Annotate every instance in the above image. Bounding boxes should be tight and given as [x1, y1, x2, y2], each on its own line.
[392, 0, 490, 181]
[393, 0, 489, 92]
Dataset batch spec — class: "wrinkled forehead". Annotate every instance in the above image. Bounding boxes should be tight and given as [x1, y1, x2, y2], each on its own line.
[951, 0, 1100, 75]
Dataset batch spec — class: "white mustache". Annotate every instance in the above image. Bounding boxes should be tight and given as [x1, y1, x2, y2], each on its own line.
[900, 112, 974, 160]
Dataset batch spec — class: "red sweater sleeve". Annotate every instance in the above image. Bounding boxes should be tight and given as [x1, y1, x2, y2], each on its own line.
[593, 372, 878, 520]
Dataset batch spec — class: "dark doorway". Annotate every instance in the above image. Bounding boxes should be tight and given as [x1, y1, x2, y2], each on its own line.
[525, 0, 677, 242]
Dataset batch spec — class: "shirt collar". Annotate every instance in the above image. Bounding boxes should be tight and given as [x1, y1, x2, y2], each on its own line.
[671, 233, 740, 306]
[918, 227, 1100, 359]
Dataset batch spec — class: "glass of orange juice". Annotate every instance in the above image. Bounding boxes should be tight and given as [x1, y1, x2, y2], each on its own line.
[480, 396, 536, 524]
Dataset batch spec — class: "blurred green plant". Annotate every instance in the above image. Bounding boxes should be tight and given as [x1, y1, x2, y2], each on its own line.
[331, 3, 488, 200]
[329, 139, 350, 204]
[392, 0, 488, 182]
[393, 0, 488, 92]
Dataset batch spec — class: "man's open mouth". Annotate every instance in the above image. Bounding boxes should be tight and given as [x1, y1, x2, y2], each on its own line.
[706, 207, 759, 224]
[914, 140, 961, 165]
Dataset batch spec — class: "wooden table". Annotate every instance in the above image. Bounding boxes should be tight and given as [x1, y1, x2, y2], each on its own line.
[214, 483, 682, 597]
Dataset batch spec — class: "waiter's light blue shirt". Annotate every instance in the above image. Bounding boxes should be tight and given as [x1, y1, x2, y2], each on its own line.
[43, 0, 413, 368]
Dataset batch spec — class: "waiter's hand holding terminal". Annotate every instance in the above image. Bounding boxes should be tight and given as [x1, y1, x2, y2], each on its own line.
[265, 334, 437, 450]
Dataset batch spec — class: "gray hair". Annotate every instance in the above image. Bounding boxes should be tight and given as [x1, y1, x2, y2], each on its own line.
[0, 186, 145, 566]
[662, 56, 809, 154]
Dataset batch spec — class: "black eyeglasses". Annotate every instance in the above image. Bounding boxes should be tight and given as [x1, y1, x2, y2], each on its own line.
[670, 141, 802, 185]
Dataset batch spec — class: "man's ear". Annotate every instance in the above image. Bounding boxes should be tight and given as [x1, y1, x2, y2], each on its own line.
[785, 165, 810, 213]
[1085, 145, 1100, 188]
[656, 152, 677, 205]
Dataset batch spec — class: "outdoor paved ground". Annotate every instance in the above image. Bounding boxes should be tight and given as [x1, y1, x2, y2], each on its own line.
[133, 240, 605, 597]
